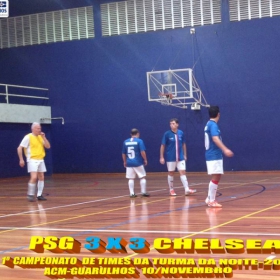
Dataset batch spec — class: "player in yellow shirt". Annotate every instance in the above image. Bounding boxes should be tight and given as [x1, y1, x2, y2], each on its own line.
[17, 122, 51, 202]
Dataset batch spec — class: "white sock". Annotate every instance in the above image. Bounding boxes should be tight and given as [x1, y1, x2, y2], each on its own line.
[168, 175, 174, 190]
[207, 185, 211, 199]
[28, 183, 36, 195]
[128, 179, 135, 195]
[140, 178, 147, 194]
[209, 181, 218, 202]
[37, 181, 44, 197]
[180, 175, 189, 192]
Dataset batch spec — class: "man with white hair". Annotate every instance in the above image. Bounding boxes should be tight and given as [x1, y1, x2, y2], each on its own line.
[17, 122, 51, 202]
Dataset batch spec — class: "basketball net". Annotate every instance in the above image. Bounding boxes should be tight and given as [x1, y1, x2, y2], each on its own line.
[158, 93, 173, 106]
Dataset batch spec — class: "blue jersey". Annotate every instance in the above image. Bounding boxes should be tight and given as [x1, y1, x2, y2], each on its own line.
[161, 130, 185, 162]
[204, 120, 223, 161]
[122, 137, 146, 167]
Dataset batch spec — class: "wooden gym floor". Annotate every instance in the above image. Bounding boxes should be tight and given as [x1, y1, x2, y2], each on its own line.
[0, 172, 280, 279]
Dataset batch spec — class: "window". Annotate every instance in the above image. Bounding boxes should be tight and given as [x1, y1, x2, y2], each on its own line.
[101, 0, 221, 36]
[229, 0, 280, 21]
[0, 6, 94, 49]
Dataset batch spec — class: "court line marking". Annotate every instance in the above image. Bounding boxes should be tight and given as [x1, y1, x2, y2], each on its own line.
[217, 179, 269, 192]
[0, 178, 275, 232]
[0, 182, 274, 254]
[0, 227, 279, 236]
[0, 178, 272, 233]
[0, 195, 132, 218]
[0, 184, 197, 219]
[0, 183, 202, 219]
[0, 178, 269, 219]
[2, 202, 278, 255]
[0, 191, 202, 235]
[125, 202, 280, 258]
[0, 184, 268, 234]
[245, 216, 280, 219]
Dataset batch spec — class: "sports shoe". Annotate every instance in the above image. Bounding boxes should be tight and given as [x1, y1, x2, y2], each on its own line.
[205, 197, 210, 204]
[170, 189, 177, 196]
[27, 195, 36, 202]
[37, 195, 47, 201]
[141, 193, 150, 197]
[130, 194, 137, 198]
[185, 189, 197, 196]
[207, 200, 222, 208]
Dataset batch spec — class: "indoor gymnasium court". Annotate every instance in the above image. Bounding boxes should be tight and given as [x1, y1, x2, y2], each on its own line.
[1, 0, 280, 279]
[1, 172, 280, 279]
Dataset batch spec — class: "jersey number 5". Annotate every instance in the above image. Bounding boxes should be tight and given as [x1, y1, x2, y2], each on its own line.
[127, 147, 135, 159]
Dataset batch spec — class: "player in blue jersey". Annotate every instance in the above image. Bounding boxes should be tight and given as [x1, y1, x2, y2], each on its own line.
[122, 128, 150, 198]
[160, 118, 196, 196]
[204, 106, 234, 207]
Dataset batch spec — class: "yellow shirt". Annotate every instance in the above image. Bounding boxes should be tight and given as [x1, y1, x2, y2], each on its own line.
[20, 133, 45, 161]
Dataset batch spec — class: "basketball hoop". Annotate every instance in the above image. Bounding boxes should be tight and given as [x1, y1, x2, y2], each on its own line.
[158, 92, 173, 106]
[147, 68, 209, 109]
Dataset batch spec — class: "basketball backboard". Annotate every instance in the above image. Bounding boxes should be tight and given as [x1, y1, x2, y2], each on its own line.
[147, 68, 209, 109]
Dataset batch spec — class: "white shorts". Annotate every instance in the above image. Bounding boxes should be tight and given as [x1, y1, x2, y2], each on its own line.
[167, 160, 186, 172]
[206, 159, 224, 175]
[126, 165, 146, 179]
[27, 160, 46, 173]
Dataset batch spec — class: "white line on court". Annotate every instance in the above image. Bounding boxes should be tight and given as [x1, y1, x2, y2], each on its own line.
[0, 227, 278, 236]
[0, 183, 202, 219]
[253, 182, 280, 184]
